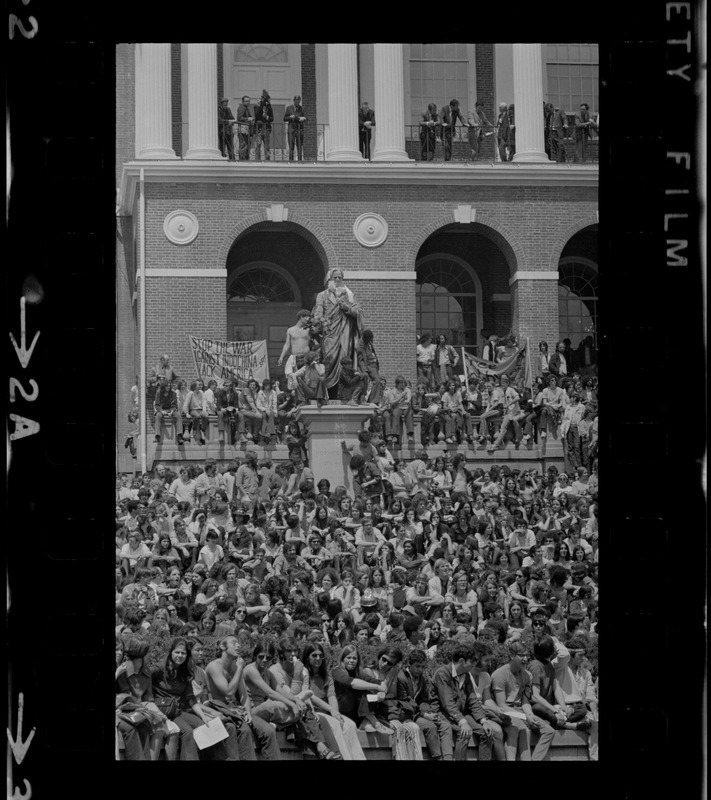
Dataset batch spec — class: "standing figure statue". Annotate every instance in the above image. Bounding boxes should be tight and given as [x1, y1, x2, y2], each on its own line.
[312, 268, 364, 390]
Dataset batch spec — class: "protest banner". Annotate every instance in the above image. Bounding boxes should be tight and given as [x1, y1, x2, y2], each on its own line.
[461, 341, 532, 389]
[190, 337, 270, 387]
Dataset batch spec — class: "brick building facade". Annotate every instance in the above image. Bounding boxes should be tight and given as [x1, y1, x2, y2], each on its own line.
[116, 43, 598, 472]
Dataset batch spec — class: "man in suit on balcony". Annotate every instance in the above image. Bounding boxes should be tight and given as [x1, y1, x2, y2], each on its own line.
[440, 99, 466, 161]
[496, 103, 510, 162]
[551, 106, 569, 162]
[285, 95, 307, 161]
[253, 90, 274, 162]
[218, 98, 236, 161]
[420, 103, 439, 161]
[467, 101, 493, 161]
[358, 101, 375, 159]
[237, 96, 254, 161]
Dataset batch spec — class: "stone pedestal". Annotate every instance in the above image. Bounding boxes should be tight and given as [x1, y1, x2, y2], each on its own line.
[295, 403, 374, 494]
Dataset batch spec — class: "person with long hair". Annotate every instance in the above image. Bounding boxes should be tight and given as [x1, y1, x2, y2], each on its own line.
[301, 641, 366, 759]
[242, 640, 341, 759]
[116, 636, 155, 760]
[446, 571, 479, 628]
[150, 637, 211, 760]
[332, 644, 389, 733]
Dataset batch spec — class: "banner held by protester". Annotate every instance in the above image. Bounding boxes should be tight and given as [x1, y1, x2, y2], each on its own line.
[461, 342, 531, 389]
[190, 336, 270, 387]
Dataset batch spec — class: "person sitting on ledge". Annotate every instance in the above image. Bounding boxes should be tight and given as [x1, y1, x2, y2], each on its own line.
[337, 356, 367, 406]
[294, 351, 328, 408]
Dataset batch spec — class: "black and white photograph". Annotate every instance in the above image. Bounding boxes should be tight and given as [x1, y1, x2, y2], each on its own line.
[4, 9, 706, 797]
[113, 42, 602, 762]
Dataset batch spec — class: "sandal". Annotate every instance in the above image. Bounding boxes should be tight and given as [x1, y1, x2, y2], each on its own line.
[320, 749, 343, 760]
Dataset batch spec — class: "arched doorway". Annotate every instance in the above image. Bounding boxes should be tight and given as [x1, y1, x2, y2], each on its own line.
[416, 253, 484, 361]
[558, 257, 598, 348]
[225, 223, 329, 380]
[227, 262, 301, 369]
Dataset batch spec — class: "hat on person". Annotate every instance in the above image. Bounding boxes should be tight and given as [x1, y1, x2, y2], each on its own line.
[221, 97, 229, 103]
[261, 89, 270, 100]
[361, 594, 379, 609]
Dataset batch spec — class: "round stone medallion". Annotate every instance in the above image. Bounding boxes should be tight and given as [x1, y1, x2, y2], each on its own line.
[163, 210, 199, 245]
[353, 212, 388, 248]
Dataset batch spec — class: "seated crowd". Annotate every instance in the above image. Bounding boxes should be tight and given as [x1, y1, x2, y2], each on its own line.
[116, 361, 600, 760]
[143, 334, 598, 473]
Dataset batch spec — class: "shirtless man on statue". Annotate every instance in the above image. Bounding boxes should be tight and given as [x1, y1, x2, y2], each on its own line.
[278, 309, 313, 388]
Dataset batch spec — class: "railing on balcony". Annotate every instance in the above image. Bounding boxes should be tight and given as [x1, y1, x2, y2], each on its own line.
[223, 122, 329, 162]
[215, 115, 598, 164]
[405, 114, 599, 164]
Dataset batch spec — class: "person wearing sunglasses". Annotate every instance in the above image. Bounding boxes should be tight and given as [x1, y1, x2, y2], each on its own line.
[301, 642, 366, 759]
[243, 641, 341, 760]
[370, 645, 424, 760]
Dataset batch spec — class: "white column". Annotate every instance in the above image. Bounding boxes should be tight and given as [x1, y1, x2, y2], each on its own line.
[185, 43, 223, 160]
[325, 43, 362, 161]
[134, 44, 177, 159]
[371, 43, 412, 162]
[512, 43, 550, 163]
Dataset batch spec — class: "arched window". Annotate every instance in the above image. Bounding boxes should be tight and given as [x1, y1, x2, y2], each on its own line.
[416, 256, 481, 351]
[227, 265, 298, 303]
[558, 259, 598, 348]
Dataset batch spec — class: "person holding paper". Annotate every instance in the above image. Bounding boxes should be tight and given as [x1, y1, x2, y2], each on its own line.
[205, 635, 281, 760]
[150, 637, 212, 760]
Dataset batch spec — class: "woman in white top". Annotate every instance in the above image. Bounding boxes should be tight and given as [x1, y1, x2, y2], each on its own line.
[430, 456, 453, 496]
[255, 378, 278, 443]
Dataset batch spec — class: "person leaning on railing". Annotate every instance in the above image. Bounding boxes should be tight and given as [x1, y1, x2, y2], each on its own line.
[466, 101, 493, 161]
[285, 95, 307, 161]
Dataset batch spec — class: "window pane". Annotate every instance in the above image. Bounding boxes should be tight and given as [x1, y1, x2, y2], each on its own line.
[456, 43, 468, 59]
[435, 79, 445, 97]
[420, 313, 435, 329]
[557, 44, 568, 61]
[432, 43, 444, 60]
[546, 44, 557, 59]
[434, 62, 444, 79]
[570, 64, 581, 78]
[580, 44, 591, 62]
[411, 44, 422, 59]
[422, 61, 433, 79]
[568, 44, 580, 60]
[560, 78, 570, 94]
[444, 44, 456, 59]
[422, 44, 433, 59]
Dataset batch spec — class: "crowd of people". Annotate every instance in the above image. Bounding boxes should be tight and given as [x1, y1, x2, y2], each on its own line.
[216, 90, 598, 164]
[116, 344, 599, 760]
